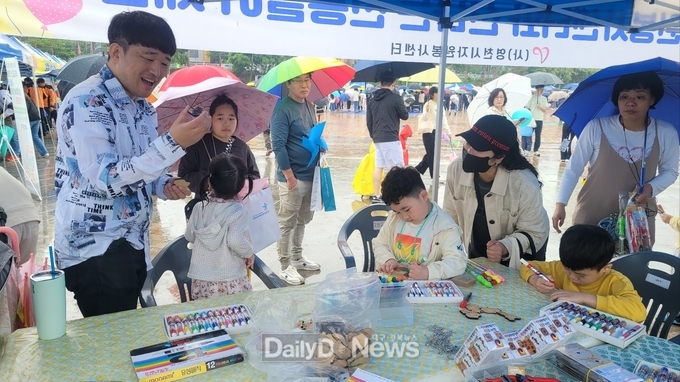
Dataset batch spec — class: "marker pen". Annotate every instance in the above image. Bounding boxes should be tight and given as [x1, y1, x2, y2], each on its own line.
[621, 324, 642, 339]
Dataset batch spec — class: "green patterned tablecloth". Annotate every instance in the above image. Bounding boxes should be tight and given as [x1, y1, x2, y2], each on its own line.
[1, 260, 670, 382]
[590, 335, 680, 371]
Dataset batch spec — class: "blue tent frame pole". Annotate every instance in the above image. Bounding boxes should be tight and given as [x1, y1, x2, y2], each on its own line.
[431, 1, 452, 203]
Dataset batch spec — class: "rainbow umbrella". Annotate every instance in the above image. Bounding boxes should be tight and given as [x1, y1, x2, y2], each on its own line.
[257, 57, 355, 102]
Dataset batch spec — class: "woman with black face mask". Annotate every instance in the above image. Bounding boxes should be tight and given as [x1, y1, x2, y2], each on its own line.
[442, 115, 550, 269]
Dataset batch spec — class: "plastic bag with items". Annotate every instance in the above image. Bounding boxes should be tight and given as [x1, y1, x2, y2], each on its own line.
[312, 269, 381, 370]
[244, 293, 350, 382]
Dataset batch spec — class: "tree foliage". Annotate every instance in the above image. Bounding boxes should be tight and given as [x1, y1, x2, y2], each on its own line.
[18, 37, 103, 61]
[227, 53, 252, 80]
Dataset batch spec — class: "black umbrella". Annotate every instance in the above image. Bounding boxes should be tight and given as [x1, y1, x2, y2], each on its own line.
[525, 72, 563, 86]
[408, 83, 423, 90]
[57, 80, 76, 100]
[352, 60, 436, 82]
[56, 53, 107, 85]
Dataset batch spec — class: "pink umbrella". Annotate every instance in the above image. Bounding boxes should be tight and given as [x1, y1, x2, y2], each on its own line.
[154, 77, 279, 143]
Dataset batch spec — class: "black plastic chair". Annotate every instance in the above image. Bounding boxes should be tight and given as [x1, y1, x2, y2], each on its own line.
[253, 255, 289, 289]
[139, 236, 193, 308]
[610, 251, 680, 338]
[671, 335, 680, 346]
[337, 204, 391, 272]
[140, 236, 288, 307]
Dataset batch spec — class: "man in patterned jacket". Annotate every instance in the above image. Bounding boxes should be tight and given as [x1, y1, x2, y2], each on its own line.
[54, 11, 211, 317]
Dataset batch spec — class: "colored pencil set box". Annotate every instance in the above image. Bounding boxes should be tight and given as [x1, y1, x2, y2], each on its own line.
[539, 301, 646, 348]
[552, 343, 643, 382]
[457, 311, 575, 378]
[454, 323, 510, 374]
[633, 360, 680, 382]
[162, 304, 254, 339]
[129, 330, 245, 382]
[500, 311, 576, 362]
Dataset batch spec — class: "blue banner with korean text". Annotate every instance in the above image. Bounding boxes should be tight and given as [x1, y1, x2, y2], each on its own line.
[1, 0, 677, 68]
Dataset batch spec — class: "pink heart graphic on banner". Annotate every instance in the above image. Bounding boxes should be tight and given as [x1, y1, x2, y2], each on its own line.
[24, 0, 83, 30]
[532, 47, 550, 64]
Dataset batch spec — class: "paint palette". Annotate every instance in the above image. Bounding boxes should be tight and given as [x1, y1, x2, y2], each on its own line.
[404, 280, 463, 304]
[540, 301, 646, 348]
[162, 304, 254, 340]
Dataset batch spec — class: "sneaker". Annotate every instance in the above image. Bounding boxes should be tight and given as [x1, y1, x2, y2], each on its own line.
[291, 257, 321, 271]
[279, 265, 303, 285]
[369, 196, 383, 204]
[534, 151, 541, 156]
[41, 153, 49, 157]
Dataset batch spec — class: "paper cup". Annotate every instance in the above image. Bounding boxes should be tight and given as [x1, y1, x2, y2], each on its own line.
[31, 270, 66, 340]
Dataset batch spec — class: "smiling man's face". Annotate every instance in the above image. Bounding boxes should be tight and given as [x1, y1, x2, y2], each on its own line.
[108, 43, 170, 99]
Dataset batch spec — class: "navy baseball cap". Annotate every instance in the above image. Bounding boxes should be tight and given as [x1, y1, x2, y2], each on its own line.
[457, 115, 518, 155]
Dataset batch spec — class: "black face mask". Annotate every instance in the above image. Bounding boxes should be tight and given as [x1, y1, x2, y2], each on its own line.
[462, 149, 493, 173]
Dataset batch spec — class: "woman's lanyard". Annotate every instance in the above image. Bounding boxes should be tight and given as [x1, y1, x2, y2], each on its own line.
[638, 123, 649, 189]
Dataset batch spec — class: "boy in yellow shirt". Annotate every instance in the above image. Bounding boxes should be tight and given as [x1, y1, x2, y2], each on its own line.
[520, 224, 646, 322]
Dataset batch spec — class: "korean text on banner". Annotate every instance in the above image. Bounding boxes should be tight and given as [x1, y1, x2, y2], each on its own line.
[1, 1, 678, 68]
[4, 58, 41, 199]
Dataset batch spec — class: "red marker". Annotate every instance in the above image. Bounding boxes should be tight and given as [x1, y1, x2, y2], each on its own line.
[459, 292, 472, 308]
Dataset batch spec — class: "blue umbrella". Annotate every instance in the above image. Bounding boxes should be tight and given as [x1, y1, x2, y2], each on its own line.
[554, 57, 680, 139]
[563, 83, 579, 91]
[349, 83, 362, 89]
[396, 85, 408, 91]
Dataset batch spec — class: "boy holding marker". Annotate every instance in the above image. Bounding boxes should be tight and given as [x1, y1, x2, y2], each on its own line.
[519, 224, 646, 322]
[375, 167, 467, 280]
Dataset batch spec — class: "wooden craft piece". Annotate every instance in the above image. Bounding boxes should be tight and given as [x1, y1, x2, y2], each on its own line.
[497, 311, 521, 322]
[458, 305, 521, 322]
[174, 179, 190, 187]
[459, 308, 482, 319]
[315, 323, 374, 369]
[466, 304, 482, 313]
[481, 307, 501, 314]
[296, 319, 314, 331]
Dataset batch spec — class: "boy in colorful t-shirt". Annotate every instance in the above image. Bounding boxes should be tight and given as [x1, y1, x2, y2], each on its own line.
[374, 167, 467, 280]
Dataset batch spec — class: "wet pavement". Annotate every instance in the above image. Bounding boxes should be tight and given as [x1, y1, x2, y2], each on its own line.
[3, 109, 678, 323]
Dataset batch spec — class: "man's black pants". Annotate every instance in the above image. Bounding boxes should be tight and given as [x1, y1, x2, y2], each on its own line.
[64, 239, 147, 318]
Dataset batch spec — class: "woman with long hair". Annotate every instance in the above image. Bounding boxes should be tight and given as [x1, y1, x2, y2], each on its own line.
[415, 86, 450, 179]
[552, 72, 678, 246]
[443, 115, 550, 269]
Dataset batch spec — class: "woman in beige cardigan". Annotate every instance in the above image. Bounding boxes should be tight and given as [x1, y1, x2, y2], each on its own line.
[443, 115, 550, 269]
[485, 88, 513, 120]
